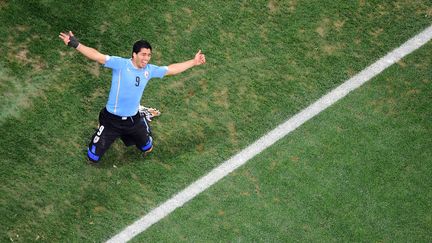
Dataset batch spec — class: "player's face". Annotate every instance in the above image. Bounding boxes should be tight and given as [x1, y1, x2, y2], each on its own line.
[133, 48, 152, 68]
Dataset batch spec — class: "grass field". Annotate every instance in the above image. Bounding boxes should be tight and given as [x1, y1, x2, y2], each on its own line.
[136, 40, 432, 243]
[0, 1, 431, 242]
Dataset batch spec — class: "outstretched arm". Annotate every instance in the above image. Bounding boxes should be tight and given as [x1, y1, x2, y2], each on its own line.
[166, 50, 206, 76]
[59, 31, 106, 65]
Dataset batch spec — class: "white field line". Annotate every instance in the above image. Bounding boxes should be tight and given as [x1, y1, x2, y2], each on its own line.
[106, 25, 432, 243]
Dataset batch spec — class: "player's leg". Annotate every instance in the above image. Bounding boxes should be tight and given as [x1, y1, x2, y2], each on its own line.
[126, 117, 153, 155]
[140, 136, 153, 155]
[120, 134, 136, 147]
[87, 124, 118, 163]
[87, 109, 119, 163]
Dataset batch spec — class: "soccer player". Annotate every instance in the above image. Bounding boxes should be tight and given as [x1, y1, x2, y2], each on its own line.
[59, 31, 206, 164]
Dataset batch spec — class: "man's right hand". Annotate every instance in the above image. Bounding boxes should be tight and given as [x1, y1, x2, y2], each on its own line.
[59, 31, 80, 48]
[58, 31, 106, 64]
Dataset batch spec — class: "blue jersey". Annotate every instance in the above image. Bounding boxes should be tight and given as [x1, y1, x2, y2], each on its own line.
[104, 56, 168, 116]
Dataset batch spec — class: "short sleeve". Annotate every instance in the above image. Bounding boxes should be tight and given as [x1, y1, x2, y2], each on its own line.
[104, 56, 126, 69]
[148, 64, 168, 79]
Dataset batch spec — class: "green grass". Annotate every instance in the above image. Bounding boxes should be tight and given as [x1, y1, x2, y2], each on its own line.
[0, 0, 431, 242]
[136, 40, 432, 242]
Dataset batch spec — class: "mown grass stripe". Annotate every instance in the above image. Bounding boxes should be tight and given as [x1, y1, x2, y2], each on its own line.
[106, 24, 432, 243]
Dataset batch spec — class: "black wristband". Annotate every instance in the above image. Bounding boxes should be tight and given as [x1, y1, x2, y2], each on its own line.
[68, 35, 80, 48]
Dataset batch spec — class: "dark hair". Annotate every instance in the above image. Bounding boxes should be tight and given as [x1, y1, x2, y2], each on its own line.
[132, 40, 152, 56]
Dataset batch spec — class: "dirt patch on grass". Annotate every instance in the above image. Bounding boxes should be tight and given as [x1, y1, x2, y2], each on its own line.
[242, 170, 261, 195]
[288, 0, 297, 12]
[182, 7, 192, 15]
[0, 40, 62, 124]
[312, 16, 346, 40]
[426, 7, 432, 17]
[370, 28, 384, 38]
[268, 0, 296, 13]
[168, 79, 185, 90]
[238, 85, 259, 107]
[346, 68, 356, 77]
[227, 121, 238, 146]
[323, 44, 339, 55]
[397, 60, 407, 68]
[6, 28, 47, 71]
[316, 18, 331, 38]
[0, 68, 45, 121]
[369, 97, 398, 116]
[198, 78, 208, 93]
[269, 160, 278, 171]
[316, 26, 325, 38]
[164, 13, 178, 50]
[16, 48, 29, 63]
[333, 19, 345, 31]
[323, 42, 345, 56]
[93, 206, 106, 213]
[88, 86, 107, 103]
[88, 61, 100, 77]
[196, 143, 205, 153]
[16, 24, 29, 32]
[268, 0, 278, 13]
[181, 7, 199, 34]
[219, 29, 235, 43]
[58, 50, 75, 58]
[38, 204, 55, 217]
[214, 87, 230, 109]
[99, 21, 110, 33]
[406, 89, 420, 96]
[0, 0, 7, 9]
[285, 74, 295, 81]
[258, 24, 269, 42]
[167, 69, 206, 92]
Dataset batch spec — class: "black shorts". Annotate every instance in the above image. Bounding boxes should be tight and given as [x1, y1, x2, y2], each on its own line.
[87, 108, 153, 162]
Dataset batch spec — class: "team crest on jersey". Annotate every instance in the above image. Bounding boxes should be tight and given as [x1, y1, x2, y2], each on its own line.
[144, 71, 149, 79]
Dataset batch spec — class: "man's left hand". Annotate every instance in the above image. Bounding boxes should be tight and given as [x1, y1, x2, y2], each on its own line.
[194, 50, 206, 66]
